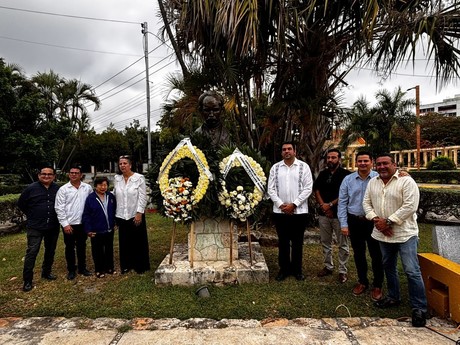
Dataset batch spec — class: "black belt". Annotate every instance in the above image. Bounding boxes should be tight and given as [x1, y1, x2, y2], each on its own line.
[348, 213, 367, 221]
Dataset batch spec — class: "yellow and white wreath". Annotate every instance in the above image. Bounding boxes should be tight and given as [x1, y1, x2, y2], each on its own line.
[158, 139, 211, 207]
[218, 151, 266, 222]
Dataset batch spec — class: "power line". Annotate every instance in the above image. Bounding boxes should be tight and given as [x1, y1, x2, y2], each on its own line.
[0, 35, 141, 57]
[0, 5, 140, 25]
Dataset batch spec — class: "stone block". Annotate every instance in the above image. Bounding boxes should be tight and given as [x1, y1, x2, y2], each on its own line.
[189, 218, 238, 261]
[432, 225, 460, 264]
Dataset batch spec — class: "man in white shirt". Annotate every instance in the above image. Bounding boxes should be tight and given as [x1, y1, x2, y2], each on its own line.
[55, 165, 93, 280]
[363, 153, 428, 327]
[268, 142, 313, 281]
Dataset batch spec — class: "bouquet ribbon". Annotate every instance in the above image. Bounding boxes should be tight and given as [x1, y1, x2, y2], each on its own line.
[221, 148, 266, 193]
[157, 138, 213, 183]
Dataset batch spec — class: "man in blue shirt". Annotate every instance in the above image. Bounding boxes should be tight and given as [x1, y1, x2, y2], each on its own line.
[18, 166, 60, 292]
[338, 151, 384, 301]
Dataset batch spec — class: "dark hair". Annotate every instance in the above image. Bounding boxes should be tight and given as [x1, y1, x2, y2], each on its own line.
[327, 148, 341, 158]
[94, 176, 109, 187]
[69, 164, 82, 172]
[355, 151, 373, 161]
[281, 141, 296, 150]
[198, 91, 224, 111]
[375, 153, 395, 163]
[39, 166, 55, 174]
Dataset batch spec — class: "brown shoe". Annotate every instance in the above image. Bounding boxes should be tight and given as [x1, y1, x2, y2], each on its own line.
[371, 287, 383, 301]
[338, 273, 348, 284]
[317, 267, 333, 277]
[352, 283, 368, 296]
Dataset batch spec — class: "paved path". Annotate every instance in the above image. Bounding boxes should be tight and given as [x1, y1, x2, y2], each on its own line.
[0, 316, 459, 344]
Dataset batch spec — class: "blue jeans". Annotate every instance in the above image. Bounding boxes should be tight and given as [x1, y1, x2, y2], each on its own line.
[379, 236, 427, 311]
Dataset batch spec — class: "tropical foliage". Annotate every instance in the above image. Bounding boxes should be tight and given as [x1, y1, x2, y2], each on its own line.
[157, 0, 460, 173]
[340, 87, 416, 154]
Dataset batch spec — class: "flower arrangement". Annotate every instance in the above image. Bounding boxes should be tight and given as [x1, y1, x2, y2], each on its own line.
[157, 138, 212, 222]
[218, 150, 266, 222]
[162, 177, 194, 222]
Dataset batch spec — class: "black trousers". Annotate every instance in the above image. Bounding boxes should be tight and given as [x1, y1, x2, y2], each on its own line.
[62, 224, 88, 273]
[90, 231, 114, 273]
[273, 213, 308, 276]
[348, 214, 384, 288]
[23, 227, 59, 282]
[117, 215, 150, 273]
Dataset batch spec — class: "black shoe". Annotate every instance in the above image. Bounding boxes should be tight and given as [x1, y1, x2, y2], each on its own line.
[295, 274, 305, 281]
[275, 272, 288, 281]
[374, 296, 401, 308]
[23, 281, 33, 292]
[41, 273, 57, 281]
[78, 269, 92, 277]
[67, 271, 76, 280]
[412, 309, 427, 327]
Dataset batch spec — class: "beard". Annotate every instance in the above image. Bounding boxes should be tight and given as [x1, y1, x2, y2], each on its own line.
[327, 161, 339, 170]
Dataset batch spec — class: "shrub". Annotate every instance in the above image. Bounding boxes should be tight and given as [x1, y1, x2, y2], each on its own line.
[426, 156, 456, 170]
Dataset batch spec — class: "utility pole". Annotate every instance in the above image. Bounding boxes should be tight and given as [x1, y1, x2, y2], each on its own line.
[141, 22, 152, 167]
[407, 85, 421, 170]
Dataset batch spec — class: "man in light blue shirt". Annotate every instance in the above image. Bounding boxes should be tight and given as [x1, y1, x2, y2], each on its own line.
[338, 151, 383, 301]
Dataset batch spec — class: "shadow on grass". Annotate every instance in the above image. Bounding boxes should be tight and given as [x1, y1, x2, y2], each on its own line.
[0, 215, 432, 320]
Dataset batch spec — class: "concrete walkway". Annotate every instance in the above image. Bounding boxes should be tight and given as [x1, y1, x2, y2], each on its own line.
[0, 316, 459, 345]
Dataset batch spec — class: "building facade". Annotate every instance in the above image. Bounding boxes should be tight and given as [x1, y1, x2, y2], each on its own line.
[420, 94, 460, 117]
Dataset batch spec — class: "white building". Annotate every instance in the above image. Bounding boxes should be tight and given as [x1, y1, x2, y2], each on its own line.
[420, 94, 460, 117]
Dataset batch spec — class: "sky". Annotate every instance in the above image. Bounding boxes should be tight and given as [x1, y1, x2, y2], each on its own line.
[0, 0, 459, 133]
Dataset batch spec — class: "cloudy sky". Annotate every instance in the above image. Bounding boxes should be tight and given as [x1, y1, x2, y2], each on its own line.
[1, 0, 459, 133]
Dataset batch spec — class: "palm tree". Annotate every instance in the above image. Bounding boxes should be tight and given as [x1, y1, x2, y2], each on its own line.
[340, 88, 416, 154]
[31, 70, 63, 121]
[158, 0, 460, 171]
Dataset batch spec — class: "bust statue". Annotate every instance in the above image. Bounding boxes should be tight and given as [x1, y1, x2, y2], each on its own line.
[195, 91, 230, 146]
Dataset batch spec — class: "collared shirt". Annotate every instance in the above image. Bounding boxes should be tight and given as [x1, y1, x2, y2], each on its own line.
[18, 181, 60, 231]
[55, 181, 93, 227]
[338, 170, 378, 228]
[363, 170, 420, 243]
[313, 166, 351, 217]
[113, 172, 147, 220]
[267, 158, 313, 214]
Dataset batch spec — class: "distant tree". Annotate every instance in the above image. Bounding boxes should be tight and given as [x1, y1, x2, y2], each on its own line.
[0, 59, 61, 179]
[340, 87, 415, 154]
[419, 113, 460, 147]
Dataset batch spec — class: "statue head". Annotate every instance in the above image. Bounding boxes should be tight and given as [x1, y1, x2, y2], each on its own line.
[198, 91, 225, 129]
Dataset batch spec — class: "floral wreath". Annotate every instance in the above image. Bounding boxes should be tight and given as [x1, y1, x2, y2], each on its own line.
[218, 151, 266, 221]
[158, 139, 211, 208]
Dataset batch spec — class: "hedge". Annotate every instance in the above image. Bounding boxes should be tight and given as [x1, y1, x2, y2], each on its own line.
[409, 170, 460, 184]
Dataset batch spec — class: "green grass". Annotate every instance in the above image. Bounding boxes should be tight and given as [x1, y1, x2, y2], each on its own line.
[0, 215, 433, 320]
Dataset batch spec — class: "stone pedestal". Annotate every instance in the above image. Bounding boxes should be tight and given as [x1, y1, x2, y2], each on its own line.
[189, 217, 238, 261]
[154, 242, 269, 286]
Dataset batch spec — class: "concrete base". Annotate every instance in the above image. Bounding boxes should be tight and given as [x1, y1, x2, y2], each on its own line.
[154, 242, 269, 286]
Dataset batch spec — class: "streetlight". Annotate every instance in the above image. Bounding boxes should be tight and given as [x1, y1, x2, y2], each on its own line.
[407, 85, 420, 171]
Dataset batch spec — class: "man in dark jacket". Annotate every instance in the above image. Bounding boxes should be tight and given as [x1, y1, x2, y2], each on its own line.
[18, 166, 60, 292]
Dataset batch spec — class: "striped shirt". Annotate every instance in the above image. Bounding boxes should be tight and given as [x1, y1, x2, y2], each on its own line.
[363, 170, 420, 243]
[267, 158, 313, 214]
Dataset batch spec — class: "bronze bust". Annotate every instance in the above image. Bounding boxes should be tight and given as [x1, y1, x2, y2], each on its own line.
[195, 91, 230, 146]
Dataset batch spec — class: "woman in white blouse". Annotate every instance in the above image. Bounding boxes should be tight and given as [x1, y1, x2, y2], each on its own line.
[113, 155, 150, 274]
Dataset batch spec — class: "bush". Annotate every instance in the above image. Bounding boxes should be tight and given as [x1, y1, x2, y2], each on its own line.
[426, 156, 456, 170]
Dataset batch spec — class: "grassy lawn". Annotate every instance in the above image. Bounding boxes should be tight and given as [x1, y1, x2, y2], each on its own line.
[0, 214, 433, 320]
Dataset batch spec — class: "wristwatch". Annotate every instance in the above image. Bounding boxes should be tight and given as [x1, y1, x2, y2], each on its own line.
[386, 218, 393, 226]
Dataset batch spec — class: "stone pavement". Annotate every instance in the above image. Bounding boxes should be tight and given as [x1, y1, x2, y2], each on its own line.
[0, 316, 459, 345]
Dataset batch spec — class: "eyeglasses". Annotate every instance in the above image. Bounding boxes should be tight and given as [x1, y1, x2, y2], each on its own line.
[119, 155, 130, 159]
[40, 173, 54, 176]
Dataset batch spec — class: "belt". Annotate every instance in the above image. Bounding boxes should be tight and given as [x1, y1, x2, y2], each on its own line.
[348, 213, 367, 221]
